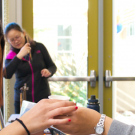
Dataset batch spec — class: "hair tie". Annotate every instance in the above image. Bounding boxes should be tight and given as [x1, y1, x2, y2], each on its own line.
[16, 118, 30, 135]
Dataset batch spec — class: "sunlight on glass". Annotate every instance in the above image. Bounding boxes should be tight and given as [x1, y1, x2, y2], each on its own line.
[33, 0, 88, 107]
[113, 0, 135, 125]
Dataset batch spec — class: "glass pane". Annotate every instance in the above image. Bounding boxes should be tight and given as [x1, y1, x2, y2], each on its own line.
[113, 0, 135, 125]
[58, 38, 72, 51]
[33, 0, 88, 107]
[58, 25, 72, 36]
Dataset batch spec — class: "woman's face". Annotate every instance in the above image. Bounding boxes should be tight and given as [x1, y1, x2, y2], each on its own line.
[6, 29, 26, 49]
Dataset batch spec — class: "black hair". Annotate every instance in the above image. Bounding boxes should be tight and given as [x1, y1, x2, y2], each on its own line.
[4, 22, 23, 37]
[4, 22, 35, 53]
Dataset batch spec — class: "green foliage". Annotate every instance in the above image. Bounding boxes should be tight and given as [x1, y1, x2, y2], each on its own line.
[49, 53, 87, 107]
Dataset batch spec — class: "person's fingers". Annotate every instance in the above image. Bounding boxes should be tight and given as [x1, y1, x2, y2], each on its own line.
[43, 71, 51, 77]
[48, 100, 76, 110]
[47, 72, 51, 75]
[36, 99, 76, 109]
[48, 106, 78, 118]
[43, 72, 46, 76]
[21, 44, 31, 54]
[41, 69, 51, 77]
[25, 43, 30, 47]
[28, 47, 31, 50]
[42, 72, 46, 77]
[48, 118, 71, 126]
[37, 99, 74, 105]
[54, 111, 75, 119]
[44, 72, 51, 77]
[43, 70, 47, 73]
[42, 69, 47, 76]
[41, 69, 46, 75]
[44, 70, 47, 74]
[27, 47, 31, 53]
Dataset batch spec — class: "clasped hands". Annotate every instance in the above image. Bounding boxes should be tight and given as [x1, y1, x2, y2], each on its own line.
[54, 107, 101, 135]
[19, 99, 77, 134]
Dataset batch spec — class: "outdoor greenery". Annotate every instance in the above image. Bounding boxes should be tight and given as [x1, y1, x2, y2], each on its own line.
[49, 53, 87, 107]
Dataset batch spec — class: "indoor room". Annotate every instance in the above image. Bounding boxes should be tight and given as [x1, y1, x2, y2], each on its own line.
[0, 0, 135, 135]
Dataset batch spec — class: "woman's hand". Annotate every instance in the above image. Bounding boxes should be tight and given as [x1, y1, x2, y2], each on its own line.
[41, 69, 51, 77]
[20, 99, 77, 134]
[54, 107, 102, 135]
[17, 43, 31, 59]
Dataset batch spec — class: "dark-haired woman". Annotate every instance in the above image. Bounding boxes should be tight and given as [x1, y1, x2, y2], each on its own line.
[0, 20, 77, 135]
[3, 22, 57, 113]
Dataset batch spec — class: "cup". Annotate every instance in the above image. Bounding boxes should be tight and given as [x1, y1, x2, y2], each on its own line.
[48, 95, 70, 101]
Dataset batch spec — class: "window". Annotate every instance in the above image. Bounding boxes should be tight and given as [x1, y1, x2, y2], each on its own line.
[57, 25, 72, 55]
[58, 25, 72, 36]
[33, 0, 88, 107]
[127, 21, 135, 36]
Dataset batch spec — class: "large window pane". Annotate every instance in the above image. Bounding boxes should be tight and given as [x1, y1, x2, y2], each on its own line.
[33, 0, 88, 106]
[113, 0, 135, 125]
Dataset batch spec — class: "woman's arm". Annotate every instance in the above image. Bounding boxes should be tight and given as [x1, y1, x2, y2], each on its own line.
[3, 56, 21, 79]
[3, 43, 31, 79]
[55, 107, 135, 135]
[0, 120, 29, 135]
[0, 99, 77, 135]
[54, 107, 113, 135]
[108, 120, 135, 135]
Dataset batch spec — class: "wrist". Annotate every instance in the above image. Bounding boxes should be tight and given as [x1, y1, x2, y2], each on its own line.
[103, 116, 113, 135]
[1, 121, 28, 135]
[14, 121, 28, 135]
[17, 53, 23, 59]
[86, 109, 101, 134]
[94, 114, 106, 135]
[16, 118, 30, 135]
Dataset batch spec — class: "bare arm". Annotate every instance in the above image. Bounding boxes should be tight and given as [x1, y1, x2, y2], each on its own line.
[0, 99, 77, 135]
[104, 116, 113, 135]
[54, 107, 113, 135]
[0, 121, 28, 135]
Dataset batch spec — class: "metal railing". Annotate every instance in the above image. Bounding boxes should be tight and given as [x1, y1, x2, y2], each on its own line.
[105, 70, 135, 87]
[48, 70, 96, 87]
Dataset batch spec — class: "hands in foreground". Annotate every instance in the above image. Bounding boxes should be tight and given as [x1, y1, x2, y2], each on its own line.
[1, 99, 77, 135]
[54, 107, 113, 135]
[41, 69, 51, 77]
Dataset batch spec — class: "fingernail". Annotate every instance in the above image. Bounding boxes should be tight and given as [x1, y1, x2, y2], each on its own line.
[75, 106, 78, 110]
[75, 103, 76, 105]
[68, 119, 71, 122]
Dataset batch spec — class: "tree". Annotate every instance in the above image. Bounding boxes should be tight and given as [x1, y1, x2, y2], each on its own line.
[49, 53, 87, 107]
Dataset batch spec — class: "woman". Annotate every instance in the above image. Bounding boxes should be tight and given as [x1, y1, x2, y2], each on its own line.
[0, 21, 77, 135]
[3, 22, 57, 113]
